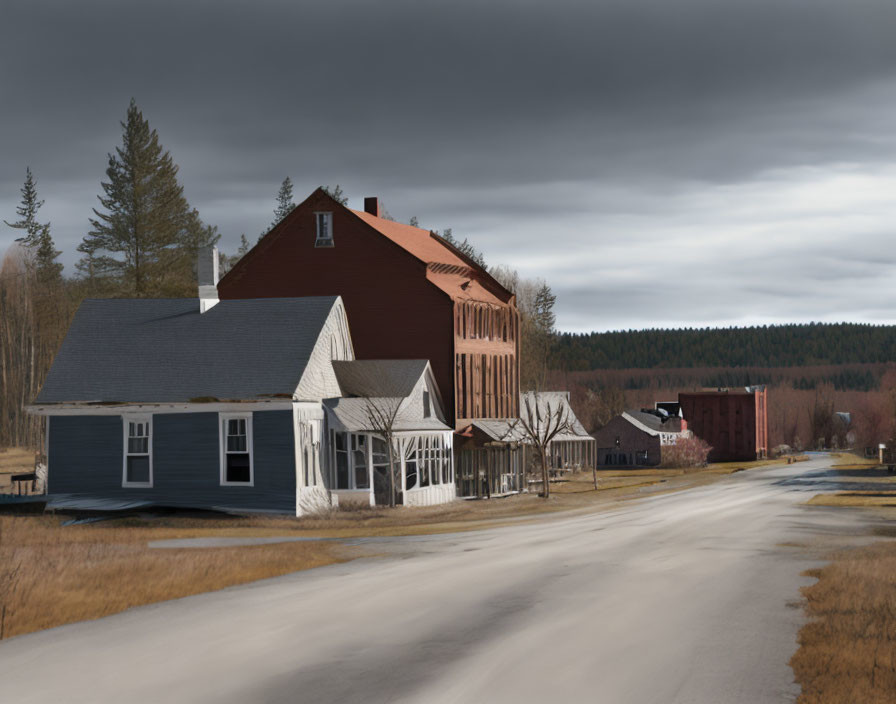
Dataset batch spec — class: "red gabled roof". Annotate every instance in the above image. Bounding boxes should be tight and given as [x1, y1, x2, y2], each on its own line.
[350, 210, 467, 268]
[349, 209, 514, 307]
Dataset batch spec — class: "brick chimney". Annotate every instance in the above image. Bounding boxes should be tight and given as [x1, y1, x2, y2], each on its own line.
[364, 197, 381, 217]
[198, 245, 219, 313]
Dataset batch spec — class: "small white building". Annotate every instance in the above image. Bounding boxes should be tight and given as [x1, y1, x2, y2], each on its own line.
[325, 360, 456, 507]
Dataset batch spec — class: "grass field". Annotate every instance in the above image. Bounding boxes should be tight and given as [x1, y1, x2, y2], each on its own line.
[0, 515, 346, 640]
[0, 457, 785, 639]
[791, 537, 896, 704]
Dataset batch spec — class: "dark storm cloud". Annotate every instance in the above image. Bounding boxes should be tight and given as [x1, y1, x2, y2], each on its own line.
[1, 0, 895, 330]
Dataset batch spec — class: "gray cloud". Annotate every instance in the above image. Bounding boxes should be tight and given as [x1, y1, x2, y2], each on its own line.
[1, 0, 895, 331]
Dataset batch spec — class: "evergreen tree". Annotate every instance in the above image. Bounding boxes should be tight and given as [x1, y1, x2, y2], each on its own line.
[237, 233, 250, 256]
[533, 283, 557, 334]
[272, 177, 296, 226]
[78, 99, 219, 296]
[4, 167, 62, 284]
[438, 228, 486, 269]
[323, 184, 348, 205]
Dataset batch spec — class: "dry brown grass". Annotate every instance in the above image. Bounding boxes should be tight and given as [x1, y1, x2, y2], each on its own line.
[0, 515, 344, 639]
[791, 540, 896, 704]
[807, 494, 896, 508]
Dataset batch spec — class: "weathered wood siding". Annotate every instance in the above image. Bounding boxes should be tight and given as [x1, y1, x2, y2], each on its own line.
[47, 411, 296, 513]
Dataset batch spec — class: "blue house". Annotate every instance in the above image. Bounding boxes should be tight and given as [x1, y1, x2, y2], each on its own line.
[29, 293, 356, 514]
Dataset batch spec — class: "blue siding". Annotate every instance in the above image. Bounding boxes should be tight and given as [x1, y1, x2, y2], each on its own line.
[48, 411, 297, 513]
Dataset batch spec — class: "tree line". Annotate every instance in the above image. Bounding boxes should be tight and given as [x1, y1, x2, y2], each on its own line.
[553, 323, 896, 371]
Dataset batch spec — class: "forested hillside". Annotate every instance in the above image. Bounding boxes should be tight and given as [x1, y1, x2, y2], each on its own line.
[554, 323, 896, 371]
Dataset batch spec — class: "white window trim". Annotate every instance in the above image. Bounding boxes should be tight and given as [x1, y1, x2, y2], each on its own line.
[220, 412, 254, 486]
[314, 211, 334, 247]
[122, 414, 153, 488]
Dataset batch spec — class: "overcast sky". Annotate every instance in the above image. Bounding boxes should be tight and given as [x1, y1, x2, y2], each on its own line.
[2, 0, 895, 332]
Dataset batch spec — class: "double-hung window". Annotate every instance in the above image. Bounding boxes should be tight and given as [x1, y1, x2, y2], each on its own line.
[221, 414, 253, 485]
[314, 212, 333, 247]
[123, 416, 152, 487]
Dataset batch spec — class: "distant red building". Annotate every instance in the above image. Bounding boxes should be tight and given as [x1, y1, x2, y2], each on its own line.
[218, 187, 520, 430]
[678, 387, 769, 462]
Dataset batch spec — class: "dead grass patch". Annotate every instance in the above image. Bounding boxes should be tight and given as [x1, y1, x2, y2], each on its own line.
[791, 540, 896, 704]
[807, 494, 896, 509]
[0, 515, 345, 639]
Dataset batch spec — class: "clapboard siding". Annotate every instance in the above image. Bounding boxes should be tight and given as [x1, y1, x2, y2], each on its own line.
[48, 411, 296, 513]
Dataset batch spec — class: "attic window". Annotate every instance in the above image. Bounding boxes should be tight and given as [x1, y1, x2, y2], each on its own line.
[423, 390, 431, 418]
[315, 212, 333, 247]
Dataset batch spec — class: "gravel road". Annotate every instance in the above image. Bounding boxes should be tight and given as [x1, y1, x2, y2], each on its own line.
[0, 456, 868, 703]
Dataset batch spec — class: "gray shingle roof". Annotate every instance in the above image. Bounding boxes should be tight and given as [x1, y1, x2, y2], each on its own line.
[36, 297, 339, 404]
[472, 392, 592, 443]
[324, 397, 451, 433]
[623, 409, 684, 434]
[332, 360, 429, 398]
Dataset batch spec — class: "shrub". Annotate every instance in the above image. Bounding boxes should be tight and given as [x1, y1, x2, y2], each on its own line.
[660, 436, 712, 468]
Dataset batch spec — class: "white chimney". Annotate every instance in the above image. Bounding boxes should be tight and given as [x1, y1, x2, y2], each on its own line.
[198, 245, 219, 313]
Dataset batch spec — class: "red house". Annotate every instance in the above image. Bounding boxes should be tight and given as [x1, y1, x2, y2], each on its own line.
[678, 387, 769, 462]
[218, 188, 520, 434]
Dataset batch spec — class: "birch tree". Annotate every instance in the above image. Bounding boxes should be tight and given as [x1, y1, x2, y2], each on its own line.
[363, 397, 404, 508]
[511, 393, 574, 498]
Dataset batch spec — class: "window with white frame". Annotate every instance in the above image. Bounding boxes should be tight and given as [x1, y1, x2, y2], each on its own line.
[405, 439, 418, 491]
[123, 416, 152, 487]
[314, 212, 333, 247]
[221, 414, 253, 485]
[352, 435, 370, 489]
[330, 430, 371, 490]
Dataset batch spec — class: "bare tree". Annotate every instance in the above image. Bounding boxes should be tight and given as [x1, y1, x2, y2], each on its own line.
[510, 393, 575, 498]
[363, 397, 404, 508]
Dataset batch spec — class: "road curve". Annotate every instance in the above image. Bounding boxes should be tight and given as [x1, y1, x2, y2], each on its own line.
[0, 456, 866, 703]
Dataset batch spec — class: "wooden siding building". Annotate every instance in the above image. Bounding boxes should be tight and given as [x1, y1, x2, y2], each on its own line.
[678, 387, 769, 462]
[218, 188, 520, 430]
[592, 410, 689, 467]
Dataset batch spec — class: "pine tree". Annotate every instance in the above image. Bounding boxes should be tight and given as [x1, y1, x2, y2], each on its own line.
[4, 167, 62, 284]
[438, 228, 486, 269]
[78, 99, 219, 296]
[272, 177, 296, 227]
[533, 283, 557, 334]
[323, 184, 348, 205]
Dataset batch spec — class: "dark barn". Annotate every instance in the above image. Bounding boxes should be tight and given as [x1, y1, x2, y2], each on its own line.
[678, 387, 769, 462]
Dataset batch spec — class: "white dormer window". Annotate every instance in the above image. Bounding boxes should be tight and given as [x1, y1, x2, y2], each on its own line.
[315, 212, 333, 247]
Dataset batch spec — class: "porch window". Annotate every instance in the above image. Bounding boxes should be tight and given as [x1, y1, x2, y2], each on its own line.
[221, 414, 253, 485]
[331, 431, 372, 490]
[405, 439, 418, 491]
[442, 436, 452, 484]
[122, 416, 152, 487]
[353, 435, 370, 489]
[333, 431, 350, 489]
